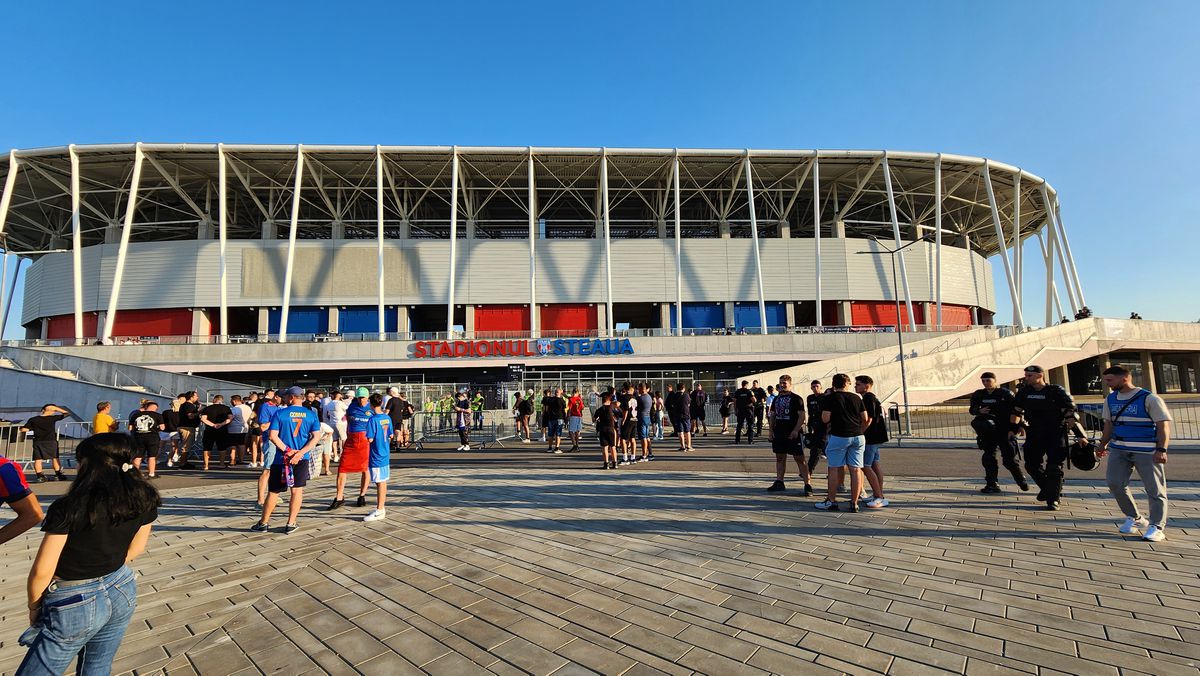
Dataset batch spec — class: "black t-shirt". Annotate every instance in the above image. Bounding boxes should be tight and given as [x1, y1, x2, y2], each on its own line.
[721, 394, 734, 411]
[23, 414, 66, 441]
[1013, 384, 1075, 428]
[43, 503, 158, 580]
[690, 390, 708, 411]
[969, 387, 1015, 430]
[821, 391, 866, 438]
[769, 392, 805, 435]
[302, 400, 321, 415]
[129, 410, 164, 437]
[517, 398, 534, 415]
[179, 402, 199, 428]
[201, 404, 231, 425]
[593, 405, 616, 430]
[385, 397, 411, 424]
[806, 393, 827, 430]
[542, 396, 566, 421]
[733, 388, 755, 413]
[751, 388, 767, 408]
[861, 392, 888, 444]
[162, 409, 179, 432]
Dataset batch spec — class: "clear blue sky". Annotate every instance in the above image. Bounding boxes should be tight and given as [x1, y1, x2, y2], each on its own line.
[3, 0, 1198, 337]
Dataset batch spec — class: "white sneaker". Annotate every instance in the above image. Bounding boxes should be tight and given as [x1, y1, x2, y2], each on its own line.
[462, 445, 470, 451]
[363, 509, 386, 522]
[1119, 516, 1149, 534]
[1142, 525, 1166, 542]
[865, 497, 889, 509]
[455, 445, 465, 451]
[521, 438, 531, 444]
[167, 459, 174, 468]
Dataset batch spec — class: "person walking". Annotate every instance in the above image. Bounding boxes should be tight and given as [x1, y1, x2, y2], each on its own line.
[969, 372, 1029, 494]
[21, 405, 71, 483]
[253, 387, 321, 534]
[455, 391, 473, 451]
[766, 375, 812, 495]
[855, 375, 889, 509]
[814, 374, 868, 512]
[127, 401, 165, 479]
[1097, 365, 1172, 542]
[542, 388, 567, 454]
[1011, 365, 1087, 510]
[751, 380, 768, 436]
[363, 393, 393, 521]
[733, 381, 755, 444]
[17, 433, 160, 674]
[329, 387, 372, 510]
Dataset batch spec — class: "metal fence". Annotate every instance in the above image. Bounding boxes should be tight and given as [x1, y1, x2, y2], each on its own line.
[888, 400, 1200, 442]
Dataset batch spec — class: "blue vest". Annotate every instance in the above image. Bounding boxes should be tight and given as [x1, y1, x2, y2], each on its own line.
[1107, 389, 1156, 453]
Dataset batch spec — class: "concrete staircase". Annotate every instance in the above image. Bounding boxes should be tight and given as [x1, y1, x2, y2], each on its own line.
[746, 318, 1200, 407]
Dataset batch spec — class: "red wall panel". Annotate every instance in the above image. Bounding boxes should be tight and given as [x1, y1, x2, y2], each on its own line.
[474, 305, 530, 334]
[938, 304, 974, 329]
[540, 304, 597, 336]
[45, 314, 98, 340]
[850, 301, 926, 329]
[111, 309, 195, 336]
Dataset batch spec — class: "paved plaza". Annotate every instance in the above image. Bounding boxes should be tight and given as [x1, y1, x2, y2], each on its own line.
[1, 457, 1198, 675]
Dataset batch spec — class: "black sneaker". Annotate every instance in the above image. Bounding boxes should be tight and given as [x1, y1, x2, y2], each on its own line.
[327, 498, 345, 511]
[55, 472, 68, 482]
[34, 474, 46, 483]
[1036, 488, 1047, 501]
[767, 480, 786, 492]
[1046, 501, 1060, 511]
[282, 523, 299, 534]
[849, 503, 860, 513]
[250, 521, 270, 532]
[601, 462, 610, 470]
[1016, 478, 1030, 491]
[980, 484, 1002, 494]
[355, 495, 367, 508]
[803, 483, 814, 497]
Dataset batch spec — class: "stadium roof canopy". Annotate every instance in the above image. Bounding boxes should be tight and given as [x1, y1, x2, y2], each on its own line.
[0, 145, 1062, 257]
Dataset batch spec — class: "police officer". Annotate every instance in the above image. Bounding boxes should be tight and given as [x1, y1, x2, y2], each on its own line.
[1010, 365, 1087, 510]
[969, 372, 1029, 494]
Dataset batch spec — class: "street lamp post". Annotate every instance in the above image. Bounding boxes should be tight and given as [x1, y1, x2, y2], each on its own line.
[857, 234, 932, 436]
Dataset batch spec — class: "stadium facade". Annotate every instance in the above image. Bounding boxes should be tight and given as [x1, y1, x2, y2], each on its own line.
[0, 144, 1089, 386]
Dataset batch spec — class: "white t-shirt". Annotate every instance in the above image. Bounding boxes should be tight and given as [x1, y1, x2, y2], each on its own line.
[1102, 387, 1171, 422]
[331, 398, 351, 425]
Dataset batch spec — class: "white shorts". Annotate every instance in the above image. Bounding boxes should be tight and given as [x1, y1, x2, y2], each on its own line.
[369, 466, 390, 483]
[334, 422, 348, 441]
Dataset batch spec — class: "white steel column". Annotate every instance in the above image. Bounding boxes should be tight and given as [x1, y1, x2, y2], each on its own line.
[1051, 197, 1086, 308]
[68, 145, 85, 343]
[0, 150, 18, 338]
[528, 149, 538, 338]
[673, 153, 683, 336]
[101, 143, 145, 341]
[743, 152, 768, 334]
[1040, 183, 1079, 315]
[1039, 228, 1063, 325]
[881, 153, 917, 328]
[217, 145, 229, 344]
[982, 161, 1025, 330]
[446, 147, 460, 334]
[600, 150, 614, 336]
[279, 145, 305, 343]
[1012, 173, 1022, 303]
[812, 153, 823, 327]
[934, 154, 943, 329]
[376, 146, 386, 340]
[0, 150, 18, 238]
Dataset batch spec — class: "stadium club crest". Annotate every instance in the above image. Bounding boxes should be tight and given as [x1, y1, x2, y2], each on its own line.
[412, 338, 635, 359]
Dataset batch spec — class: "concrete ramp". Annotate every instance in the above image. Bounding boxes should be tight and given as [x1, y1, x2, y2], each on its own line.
[746, 318, 1200, 407]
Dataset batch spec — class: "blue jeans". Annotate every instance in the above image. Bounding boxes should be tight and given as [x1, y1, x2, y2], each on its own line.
[18, 565, 138, 676]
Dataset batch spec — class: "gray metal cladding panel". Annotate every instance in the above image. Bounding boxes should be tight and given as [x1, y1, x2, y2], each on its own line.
[531, 241, 605, 304]
[97, 242, 202, 310]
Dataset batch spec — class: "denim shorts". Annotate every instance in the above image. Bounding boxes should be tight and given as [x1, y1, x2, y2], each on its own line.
[825, 435, 866, 468]
[18, 565, 138, 674]
[547, 419, 564, 438]
[637, 416, 651, 440]
[863, 443, 883, 467]
[567, 416, 583, 434]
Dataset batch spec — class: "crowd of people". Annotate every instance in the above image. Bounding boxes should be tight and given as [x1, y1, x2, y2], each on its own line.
[0, 360, 1177, 674]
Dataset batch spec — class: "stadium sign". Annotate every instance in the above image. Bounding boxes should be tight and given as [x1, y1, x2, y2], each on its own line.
[412, 338, 635, 359]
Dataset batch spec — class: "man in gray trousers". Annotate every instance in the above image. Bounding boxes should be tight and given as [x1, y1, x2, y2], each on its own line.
[1097, 365, 1172, 543]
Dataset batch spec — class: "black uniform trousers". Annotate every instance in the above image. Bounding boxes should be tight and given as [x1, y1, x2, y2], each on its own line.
[1024, 425, 1067, 502]
[735, 410, 755, 443]
[979, 429, 1025, 485]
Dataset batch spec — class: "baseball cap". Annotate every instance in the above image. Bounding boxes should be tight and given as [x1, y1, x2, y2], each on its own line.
[1024, 365, 1045, 374]
[355, 386, 370, 398]
[285, 386, 306, 398]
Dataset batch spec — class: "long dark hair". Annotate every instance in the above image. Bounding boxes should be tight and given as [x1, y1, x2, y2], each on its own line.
[46, 433, 161, 531]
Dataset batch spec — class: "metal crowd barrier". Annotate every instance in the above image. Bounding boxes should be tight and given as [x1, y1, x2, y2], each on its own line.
[409, 411, 514, 450]
[889, 400, 1200, 442]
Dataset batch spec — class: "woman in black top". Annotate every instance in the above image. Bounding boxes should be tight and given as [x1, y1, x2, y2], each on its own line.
[719, 388, 733, 434]
[18, 433, 161, 675]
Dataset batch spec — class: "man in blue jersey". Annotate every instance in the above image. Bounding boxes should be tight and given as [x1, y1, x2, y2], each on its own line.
[253, 386, 321, 534]
[363, 393, 393, 522]
[254, 392, 282, 507]
[329, 386, 372, 511]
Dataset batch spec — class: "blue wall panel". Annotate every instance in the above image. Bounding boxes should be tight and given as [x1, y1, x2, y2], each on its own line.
[267, 307, 329, 334]
[669, 303, 725, 330]
[733, 301, 787, 331]
[339, 307, 398, 334]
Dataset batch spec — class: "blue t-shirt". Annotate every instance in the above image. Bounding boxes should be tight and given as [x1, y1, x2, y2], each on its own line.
[268, 406, 321, 465]
[365, 412, 393, 469]
[258, 403, 280, 439]
[346, 400, 372, 434]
